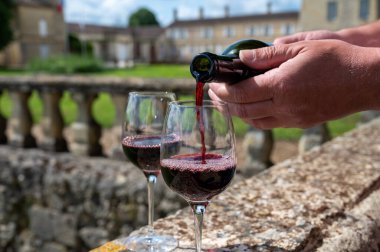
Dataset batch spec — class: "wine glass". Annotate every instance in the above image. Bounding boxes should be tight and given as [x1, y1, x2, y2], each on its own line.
[160, 100, 237, 251]
[121, 91, 178, 251]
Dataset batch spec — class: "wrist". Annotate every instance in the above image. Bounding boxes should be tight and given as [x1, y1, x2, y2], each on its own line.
[357, 47, 380, 110]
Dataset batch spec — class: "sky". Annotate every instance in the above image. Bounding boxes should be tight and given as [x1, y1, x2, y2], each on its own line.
[64, 0, 302, 27]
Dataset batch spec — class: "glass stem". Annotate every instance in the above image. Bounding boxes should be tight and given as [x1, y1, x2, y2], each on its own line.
[190, 203, 207, 252]
[147, 174, 157, 235]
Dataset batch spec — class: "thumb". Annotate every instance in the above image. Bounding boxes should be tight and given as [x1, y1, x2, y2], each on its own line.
[239, 44, 301, 70]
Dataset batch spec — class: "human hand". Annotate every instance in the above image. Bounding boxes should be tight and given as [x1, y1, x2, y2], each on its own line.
[274, 30, 343, 45]
[208, 40, 380, 129]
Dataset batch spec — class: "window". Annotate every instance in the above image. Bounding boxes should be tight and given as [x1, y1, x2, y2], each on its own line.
[263, 24, 274, 36]
[39, 44, 50, 58]
[223, 26, 235, 38]
[327, 1, 337, 21]
[39, 19, 48, 37]
[200, 27, 214, 39]
[281, 23, 295, 35]
[245, 26, 256, 36]
[178, 28, 189, 39]
[215, 44, 223, 54]
[359, 0, 370, 20]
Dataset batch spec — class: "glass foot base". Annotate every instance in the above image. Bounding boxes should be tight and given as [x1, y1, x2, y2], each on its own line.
[121, 234, 178, 252]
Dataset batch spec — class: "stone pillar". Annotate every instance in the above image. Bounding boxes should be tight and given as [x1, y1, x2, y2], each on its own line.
[109, 93, 128, 159]
[360, 110, 380, 124]
[299, 123, 331, 154]
[8, 90, 36, 148]
[69, 92, 102, 156]
[241, 127, 273, 177]
[39, 89, 67, 152]
[0, 90, 7, 144]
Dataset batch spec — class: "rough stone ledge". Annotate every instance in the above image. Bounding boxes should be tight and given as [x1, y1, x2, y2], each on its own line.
[125, 119, 380, 251]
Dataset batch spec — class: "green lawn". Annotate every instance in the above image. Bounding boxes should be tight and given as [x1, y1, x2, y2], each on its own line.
[97, 64, 192, 78]
[0, 65, 360, 140]
[0, 64, 192, 78]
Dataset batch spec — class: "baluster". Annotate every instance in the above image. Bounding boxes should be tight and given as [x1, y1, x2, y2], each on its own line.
[299, 123, 330, 154]
[0, 90, 7, 144]
[8, 90, 36, 148]
[109, 93, 128, 159]
[359, 111, 380, 125]
[241, 127, 273, 177]
[39, 89, 67, 152]
[69, 92, 102, 156]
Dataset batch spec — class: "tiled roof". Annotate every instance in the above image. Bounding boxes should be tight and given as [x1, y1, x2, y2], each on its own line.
[15, 0, 56, 7]
[168, 11, 299, 27]
[67, 23, 164, 38]
[67, 23, 132, 35]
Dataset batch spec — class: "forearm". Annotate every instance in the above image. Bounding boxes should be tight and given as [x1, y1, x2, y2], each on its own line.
[337, 21, 380, 47]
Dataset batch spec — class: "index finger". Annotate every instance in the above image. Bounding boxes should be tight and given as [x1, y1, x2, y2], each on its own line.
[208, 70, 275, 104]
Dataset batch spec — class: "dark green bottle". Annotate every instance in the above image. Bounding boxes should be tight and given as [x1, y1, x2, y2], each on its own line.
[190, 39, 270, 84]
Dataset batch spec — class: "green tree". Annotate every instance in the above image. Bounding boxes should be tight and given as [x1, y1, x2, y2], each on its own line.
[128, 7, 160, 27]
[68, 33, 93, 55]
[0, 0, 13, 50]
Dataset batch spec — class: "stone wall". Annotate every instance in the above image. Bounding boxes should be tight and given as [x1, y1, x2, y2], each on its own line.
[0, 147, 187, 252]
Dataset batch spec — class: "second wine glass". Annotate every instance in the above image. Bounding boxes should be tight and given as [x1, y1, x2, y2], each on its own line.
[160, 100, 237, 251]
[121, 91, 178, 251]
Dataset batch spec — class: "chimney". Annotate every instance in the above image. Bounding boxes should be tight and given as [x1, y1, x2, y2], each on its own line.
[224, 5, 230, 18]
[267, 1, 272, 14]
[199, 7, 204, 19]
[173, 8, 178, 21]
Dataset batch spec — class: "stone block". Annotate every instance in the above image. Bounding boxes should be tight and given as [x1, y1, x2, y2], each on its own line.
[52, 212, 78, 247]
[0, 222, 16, 248]
[29, 206, 55, 241]
[79, 227, 108, 249]
[29, 206, 78, 247]
[41, 242, 67, 252]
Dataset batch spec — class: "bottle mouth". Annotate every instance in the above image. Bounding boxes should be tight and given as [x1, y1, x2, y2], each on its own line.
[190, 52, 216, 82]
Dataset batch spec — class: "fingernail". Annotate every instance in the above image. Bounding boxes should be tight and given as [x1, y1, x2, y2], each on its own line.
[209, 82, 217, 90]
[239, 49, 255, 62]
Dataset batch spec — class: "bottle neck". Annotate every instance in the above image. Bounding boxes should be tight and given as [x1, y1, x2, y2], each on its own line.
[190, 52, 235, 83]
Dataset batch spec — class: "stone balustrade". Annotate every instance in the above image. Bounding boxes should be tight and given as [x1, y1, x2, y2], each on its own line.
[0, 75, 195, 156]
[0, 75, 335, 174]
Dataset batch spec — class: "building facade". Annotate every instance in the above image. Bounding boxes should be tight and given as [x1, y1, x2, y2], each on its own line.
[4, 0, 379, 67]
[159, 8, 298, 62]
[0, 0, 66, 68]
[299, 0, 380, 31]
[67, 24, 164, 66]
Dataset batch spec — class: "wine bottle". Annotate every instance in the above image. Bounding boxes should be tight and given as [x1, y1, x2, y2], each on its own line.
[190, 39, 270, 85]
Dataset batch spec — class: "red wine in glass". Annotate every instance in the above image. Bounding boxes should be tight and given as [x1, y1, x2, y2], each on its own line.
[161, 153, 236, 202]
[122, 135, 162, 177]
[122, 91, 179, 251]
[122, 135, 181, 177]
